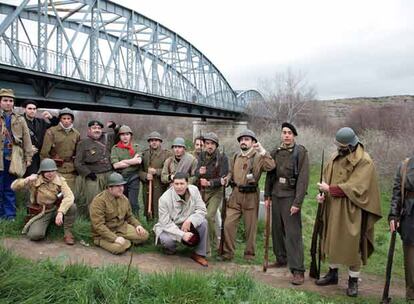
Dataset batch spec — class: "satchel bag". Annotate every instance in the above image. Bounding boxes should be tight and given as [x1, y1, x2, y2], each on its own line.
[9, 144, 26, 177]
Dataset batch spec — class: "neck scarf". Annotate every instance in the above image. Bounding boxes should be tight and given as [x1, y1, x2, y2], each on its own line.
[59, 122, 73, 133]
[117, 141, 135, 156]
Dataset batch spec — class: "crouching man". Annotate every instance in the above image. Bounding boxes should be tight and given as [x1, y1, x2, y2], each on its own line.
[154, 172, 208, 267]
[90, 172, 149, 254]
[11, 158, 77, 245]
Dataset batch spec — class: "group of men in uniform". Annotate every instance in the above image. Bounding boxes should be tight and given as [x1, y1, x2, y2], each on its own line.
[1, 87, 413, 301]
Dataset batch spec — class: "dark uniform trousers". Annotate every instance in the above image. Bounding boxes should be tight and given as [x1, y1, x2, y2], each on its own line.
[404, 244, 414, 300]
[271, 196, 305, 273]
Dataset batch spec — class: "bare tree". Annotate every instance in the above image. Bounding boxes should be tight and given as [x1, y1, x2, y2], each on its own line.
[247, 68, 317, 130]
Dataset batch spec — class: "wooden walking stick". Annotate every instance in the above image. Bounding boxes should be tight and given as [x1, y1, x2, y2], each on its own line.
[263, 200, 271, 272]
[147, 179, 153, 220]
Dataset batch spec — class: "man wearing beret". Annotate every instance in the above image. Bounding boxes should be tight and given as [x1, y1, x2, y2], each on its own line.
[265, 122, 309, 285]
[0, 89, 33, 220]
[154, 172, 208, 267]
[74, 120, 114, 216]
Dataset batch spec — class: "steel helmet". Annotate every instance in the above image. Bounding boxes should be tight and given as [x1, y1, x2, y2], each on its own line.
[38, 158, 58, 173]
[147, 131, 163, 142]
[237, 129, 257, 142]
[118, 125, 133, 135]
[171, 137, 186, 149]
[203, 132, 219, 146]
[58, 107, 74, 120]
[335, 127, 359, 147]
[107, 172, 127, 187]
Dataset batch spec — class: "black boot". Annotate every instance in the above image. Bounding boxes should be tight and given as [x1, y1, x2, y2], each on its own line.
[346, 276, 358, 297]
[315, 268, 339, 286]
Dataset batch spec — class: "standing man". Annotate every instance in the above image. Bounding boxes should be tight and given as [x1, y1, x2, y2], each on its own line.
[191, 135, 204, 158]
[154, 172, 208, 267]
[316, 127, 382, 297]
[0, 89, 33, 220]
[90, 172, 149, 255]
[11, 158, 76, 245]
[40, 107, 80, 191]
[221, 129, 275, 261]
[111, 125, 142, 216]
[74, 120, 113, 215]
[139, 131, 172, 219]
[21, 100, 58, 175]
[264, 122, 309, 285]
[161, 137, 198, 185]
[195, 132, 229, 254]
[389, 156, 414, 302]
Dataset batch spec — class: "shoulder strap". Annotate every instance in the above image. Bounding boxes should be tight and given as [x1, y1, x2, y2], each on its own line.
[292, 144, 300, 178]
[400, 157, 410, 210]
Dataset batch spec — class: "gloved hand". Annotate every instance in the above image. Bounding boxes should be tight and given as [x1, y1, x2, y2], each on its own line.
[86, 172, 97, 181]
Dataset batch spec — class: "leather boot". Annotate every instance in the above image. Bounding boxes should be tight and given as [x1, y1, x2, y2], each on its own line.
[346, 276, 358, 297]
[315, 268, 338, 286]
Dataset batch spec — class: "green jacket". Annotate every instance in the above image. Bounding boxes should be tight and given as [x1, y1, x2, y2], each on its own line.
[110, 142, 141, 177]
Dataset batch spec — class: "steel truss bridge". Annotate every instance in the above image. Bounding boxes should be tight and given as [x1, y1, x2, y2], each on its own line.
[0, 0, 263, 120]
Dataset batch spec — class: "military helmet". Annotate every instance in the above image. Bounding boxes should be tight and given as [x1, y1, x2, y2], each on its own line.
[237, 129, 257, 142]
[147, 131, 163, 142]
[38, 158, 58, 173]
[118, 125, 133, 135]
[335, 127, 359, 147]
[107, 172, 127, 187]
[58, 107, 74, 120]
[171, 137, 186, 149]
[203, 132, 219, 146]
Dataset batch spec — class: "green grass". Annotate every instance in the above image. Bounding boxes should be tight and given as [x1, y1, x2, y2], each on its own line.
[0, 247, 406, 304]
[0, 166, 404, 280]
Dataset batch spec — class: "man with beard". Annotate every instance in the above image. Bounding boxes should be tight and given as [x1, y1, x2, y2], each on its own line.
[264, 122, 309, 285]
[195, 132, 228, 253]
[139, 131, 172, 219]
[316, 127, 382, 297]
[90, 172, 149, 254]
[191, 135, 204, 158]
[220, 129, 275, 261]
[74, 120, 114, 215]
[40, 108, 80, 191]
[161, 137, 198, 185]
[154, 172, 208, 267]
[111, 125, 142, 215]
[11, 158, 76, 245]
[0, 89, 33, 221]
[21, 100, 58, 175]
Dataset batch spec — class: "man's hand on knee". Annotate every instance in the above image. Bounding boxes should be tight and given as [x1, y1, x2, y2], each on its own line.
[181, 219, 192, 232]
[136, 225, 147, 237]
[182, 232, 193, 243]
[115, 236, 126, 245]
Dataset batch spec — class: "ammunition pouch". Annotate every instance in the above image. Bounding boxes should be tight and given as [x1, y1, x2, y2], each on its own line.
[288, 177, 297, 187]
[238, 184, 258, 193]
[24, 203, 56, 223]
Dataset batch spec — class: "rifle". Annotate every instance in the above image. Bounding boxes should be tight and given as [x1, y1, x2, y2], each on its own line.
[309, 149, 325, 279]
[218, 147, 227, 256]
[381, 158, 409, 304]
[147, 179, 153, 220]
[263, 199, 271, 272]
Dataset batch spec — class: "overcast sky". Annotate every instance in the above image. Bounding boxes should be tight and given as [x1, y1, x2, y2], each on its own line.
[113, 0, 414, 100]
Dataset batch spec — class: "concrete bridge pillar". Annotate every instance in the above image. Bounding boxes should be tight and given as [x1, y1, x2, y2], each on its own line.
[192, 120, 248, 142]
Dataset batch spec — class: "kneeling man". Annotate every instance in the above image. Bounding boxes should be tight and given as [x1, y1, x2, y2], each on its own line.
[11, 158, 77, 245]
[154, 172, 208, 267]
[90, 172, 149, 254]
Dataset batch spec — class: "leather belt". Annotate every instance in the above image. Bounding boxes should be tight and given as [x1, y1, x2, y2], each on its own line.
[405, 191, 414, 199]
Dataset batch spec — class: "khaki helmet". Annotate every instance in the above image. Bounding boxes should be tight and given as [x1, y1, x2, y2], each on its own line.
[203, 132, 219, 146]
[107, 172, 126, 187]
[118, 125, 133, 135]
[237, 129, 257, 142]
[147, 131, 163, 142]
[171, 137, 186, 149]
[335, 127, 359, 147]
[0, 88, 15, 98]
[59, 107, 74, 120]
[38, 158, 58, 173]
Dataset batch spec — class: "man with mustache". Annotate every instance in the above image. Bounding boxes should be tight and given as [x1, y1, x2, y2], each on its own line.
[316, 127, 382, 297]
[220, 129, 275, 261]
[74, 120, 114, 216]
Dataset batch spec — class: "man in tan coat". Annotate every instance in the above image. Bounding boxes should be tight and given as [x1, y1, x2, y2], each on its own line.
[11, 158, 76, 245]
[220, 129, 275, 261]
[316, 127, 382, 297]
[40, 108, 80, 191]
[90, 172, 149, 254]
[0, 88, 33, 220]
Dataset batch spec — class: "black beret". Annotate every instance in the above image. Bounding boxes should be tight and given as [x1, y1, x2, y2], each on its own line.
[21, 100, 38, 108]
[88, 120, 104, 128]
[281, 122, 298, 136]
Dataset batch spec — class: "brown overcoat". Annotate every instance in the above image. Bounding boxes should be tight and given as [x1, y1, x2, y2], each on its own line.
[321, 144, 382, 266]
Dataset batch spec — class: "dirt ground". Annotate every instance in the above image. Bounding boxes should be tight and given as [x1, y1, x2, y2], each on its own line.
[1, 238, 406, 301]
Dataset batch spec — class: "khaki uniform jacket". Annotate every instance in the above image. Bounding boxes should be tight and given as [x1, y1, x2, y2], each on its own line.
[153, 185, 207, 243]
[139, 147, 172, 194]
[11, 174, 74, 214]
[228, 148, 275, 210]
[40, 124, 80, 174]
[161, 153, 198, 185]
[74, 134, 113, 176]
[322, 144, 382, 266]
[264, 144, 309, 207]
[0, 110, 33, 171]
[110, 142, 141, 177]
[90, 190, 141, 242]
